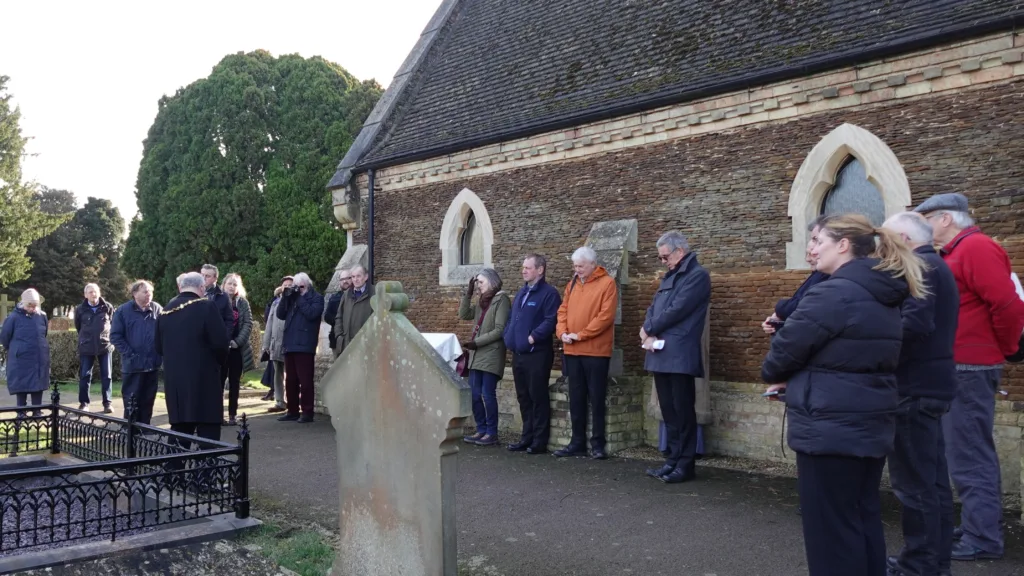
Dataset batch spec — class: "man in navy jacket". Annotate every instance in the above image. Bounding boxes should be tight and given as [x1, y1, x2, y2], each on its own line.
[110, 280, 163, 424]
[503, 254, 561, 454]
[883, 212, 960, 576]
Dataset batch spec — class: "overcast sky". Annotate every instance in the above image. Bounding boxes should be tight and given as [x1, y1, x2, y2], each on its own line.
[0, 0, 442, 222]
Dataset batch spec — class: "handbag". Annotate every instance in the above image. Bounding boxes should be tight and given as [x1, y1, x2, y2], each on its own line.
[455, 352, 469, 377]
[260, 350, 270, 363]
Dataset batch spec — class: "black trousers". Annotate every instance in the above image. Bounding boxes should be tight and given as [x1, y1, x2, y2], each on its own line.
[512, 349, 554, 449]
[888, 397, 954, 575]
[797, 452, 887, 576]
[170, 422, 221, 443]
[563, 355, 609, 451]
[226, 348, 243, 418]
[653, 372, 697, 475]
[121, 371, 160, 425]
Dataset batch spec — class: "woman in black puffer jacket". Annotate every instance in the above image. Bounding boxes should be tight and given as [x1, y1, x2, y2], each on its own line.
[762, 214, 928, 576]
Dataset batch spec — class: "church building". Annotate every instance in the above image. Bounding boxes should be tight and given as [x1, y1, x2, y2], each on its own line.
[326, 0, 1024, 493]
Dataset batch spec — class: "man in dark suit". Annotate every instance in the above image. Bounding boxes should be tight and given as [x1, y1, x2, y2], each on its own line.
[641, 231, 711, 484]
[156, 271, 229, 442]
[882, 212, 960, 576]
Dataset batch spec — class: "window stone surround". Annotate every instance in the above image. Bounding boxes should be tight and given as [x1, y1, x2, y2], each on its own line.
[439, 188, 494, 286]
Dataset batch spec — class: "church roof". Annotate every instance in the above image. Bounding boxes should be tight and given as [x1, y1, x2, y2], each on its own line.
[339, 0, 1024, 177]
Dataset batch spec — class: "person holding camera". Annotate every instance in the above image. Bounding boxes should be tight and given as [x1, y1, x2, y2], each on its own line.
[762, 214, 928, 576]
[641, 231, 710, 484]
[459, 268, 510, 447]
[762, 216, 830, 335]
[275, 272, 324, 423]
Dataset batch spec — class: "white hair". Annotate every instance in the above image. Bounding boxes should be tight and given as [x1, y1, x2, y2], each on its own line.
[883, 212, 934, 245]
[571, 246, 597, 264]
[656, 231, 689, 252]
[177, 272, 205, 291]
[83, 283, 100, 295]
[292, 272, 315, 291]
[942, 210, 975, 229]
[20, 289, 41, 305]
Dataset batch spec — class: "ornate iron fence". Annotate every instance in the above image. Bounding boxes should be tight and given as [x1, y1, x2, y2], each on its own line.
[0, 384, 250, 553]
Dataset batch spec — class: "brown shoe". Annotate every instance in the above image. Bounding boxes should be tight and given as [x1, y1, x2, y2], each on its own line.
[267, 406, 287, 413]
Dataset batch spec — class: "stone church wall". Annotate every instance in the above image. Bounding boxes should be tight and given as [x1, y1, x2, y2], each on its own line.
[345, 32, 1024, 494]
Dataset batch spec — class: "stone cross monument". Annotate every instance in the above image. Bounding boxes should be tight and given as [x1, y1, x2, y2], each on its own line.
[324, 281, 470, 576]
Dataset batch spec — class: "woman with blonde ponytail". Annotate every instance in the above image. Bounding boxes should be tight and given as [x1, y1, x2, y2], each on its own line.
[761, 213, 922, 576]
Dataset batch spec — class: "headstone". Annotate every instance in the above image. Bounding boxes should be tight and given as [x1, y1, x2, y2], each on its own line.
[583, 218, 638, 377]
[324, 281, 470, 576]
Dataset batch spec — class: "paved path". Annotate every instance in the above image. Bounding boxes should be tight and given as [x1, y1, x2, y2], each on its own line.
[6, 387, 1024, 575]
[236, 410, 1024, 576]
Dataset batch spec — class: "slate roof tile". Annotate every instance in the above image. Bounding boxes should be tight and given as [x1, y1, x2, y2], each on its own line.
[359, 0, 1024, 167]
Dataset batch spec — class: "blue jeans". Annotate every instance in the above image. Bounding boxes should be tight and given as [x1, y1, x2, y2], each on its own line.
[79, 352, 112, 406]
[469, 369, 499, 436]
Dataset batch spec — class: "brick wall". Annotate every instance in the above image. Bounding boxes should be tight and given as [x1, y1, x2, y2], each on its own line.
[357, 79, 1024, 395]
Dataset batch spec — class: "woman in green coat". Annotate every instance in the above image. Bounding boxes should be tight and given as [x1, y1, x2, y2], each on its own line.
[459, 268, 510, 446]
[222, 273, 254, 426]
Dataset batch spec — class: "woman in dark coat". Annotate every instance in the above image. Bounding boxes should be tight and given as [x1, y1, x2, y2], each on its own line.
[0, 289, 50, 414]
[222, 273, 254, 426]
[762, 214, 928, 576]
[458, 268, 510, 446]
[762, 215, 829, 334]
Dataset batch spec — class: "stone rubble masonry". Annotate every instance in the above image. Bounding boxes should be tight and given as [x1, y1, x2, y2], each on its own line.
[337, 32, 1024, 498]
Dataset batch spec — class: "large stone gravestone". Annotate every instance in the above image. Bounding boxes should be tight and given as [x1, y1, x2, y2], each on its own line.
[324, 281, 470, 576]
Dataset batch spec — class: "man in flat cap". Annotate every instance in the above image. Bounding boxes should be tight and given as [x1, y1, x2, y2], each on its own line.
[914, 192, 1024, 561]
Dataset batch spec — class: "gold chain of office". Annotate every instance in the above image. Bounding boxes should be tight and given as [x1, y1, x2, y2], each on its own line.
[160, 298, 205, 316]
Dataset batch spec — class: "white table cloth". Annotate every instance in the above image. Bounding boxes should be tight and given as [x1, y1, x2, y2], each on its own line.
[421, 333, 464, 371]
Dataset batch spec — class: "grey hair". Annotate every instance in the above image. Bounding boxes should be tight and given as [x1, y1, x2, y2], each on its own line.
[201, 264, 219, 278]
[571, 246, 597, 264]
[83, 283, 100, 295]
[20, 288, 41, 304]
[178, 272, 205, 291]
[656, 231, 689, 252]
[941, 210, 975, 229]
[883, 212, 934, 245]
[808, 215, 829, 233]
[292, 272, 315, 291]
[477, 268, 502, 292]
[349, 265, 367, 277]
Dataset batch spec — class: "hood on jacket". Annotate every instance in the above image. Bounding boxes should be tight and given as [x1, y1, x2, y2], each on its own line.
[577, 265, 610, 285]
[831, 258, 908, 307]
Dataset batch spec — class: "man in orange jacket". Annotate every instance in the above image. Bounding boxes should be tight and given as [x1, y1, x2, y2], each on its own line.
[554, 246, 618, 459]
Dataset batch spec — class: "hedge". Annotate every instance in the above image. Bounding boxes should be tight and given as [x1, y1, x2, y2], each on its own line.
[1, 321, 262, 384]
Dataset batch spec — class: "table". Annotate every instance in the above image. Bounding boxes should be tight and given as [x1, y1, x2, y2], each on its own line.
[421, 333, 464, 372]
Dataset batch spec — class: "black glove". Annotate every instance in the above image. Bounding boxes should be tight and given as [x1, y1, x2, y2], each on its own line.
[466, 277, 477, 297]
[461, 341, 478, 351]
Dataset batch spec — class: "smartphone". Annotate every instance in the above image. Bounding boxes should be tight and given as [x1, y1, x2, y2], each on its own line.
[767, 319, 785, 329]
[762, 389, 786, 398]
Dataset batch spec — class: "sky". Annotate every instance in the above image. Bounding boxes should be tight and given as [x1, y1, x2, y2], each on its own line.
[0, 0, 443, 223]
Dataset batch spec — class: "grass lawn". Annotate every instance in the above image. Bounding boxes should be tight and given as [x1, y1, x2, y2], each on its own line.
[241, 369, 269, 390]
[241, 523, 334, 576]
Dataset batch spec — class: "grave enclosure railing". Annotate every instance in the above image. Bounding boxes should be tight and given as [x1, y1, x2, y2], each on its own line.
[0, 384, 250, 554]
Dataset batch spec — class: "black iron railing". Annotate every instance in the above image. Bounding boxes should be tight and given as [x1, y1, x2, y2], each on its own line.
[0, 384, 251, 553]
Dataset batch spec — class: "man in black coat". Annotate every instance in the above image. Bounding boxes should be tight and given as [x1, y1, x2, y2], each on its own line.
[75, 283, 114, 412]
[156, 272, 229, 441]
[325, 269, 352, 354]
[883, 212, 960, 576]
[201, 264, 234, 339]
[640, 232, 711, 484]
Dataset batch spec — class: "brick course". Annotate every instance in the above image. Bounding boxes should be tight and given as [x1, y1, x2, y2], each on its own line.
[357, 79, 1024, 396]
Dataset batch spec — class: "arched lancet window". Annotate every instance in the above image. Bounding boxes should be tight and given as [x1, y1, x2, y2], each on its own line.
[820, 157, 886, 226]
[786, 123, 911, 269]
[460, 211, 484, 265]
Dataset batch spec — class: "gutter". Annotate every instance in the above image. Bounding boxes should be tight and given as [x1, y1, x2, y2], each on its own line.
[355, 14, 1023, 172]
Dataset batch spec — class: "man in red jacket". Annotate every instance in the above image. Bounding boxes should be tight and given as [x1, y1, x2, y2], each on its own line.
[915, 192, 1024, 561]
